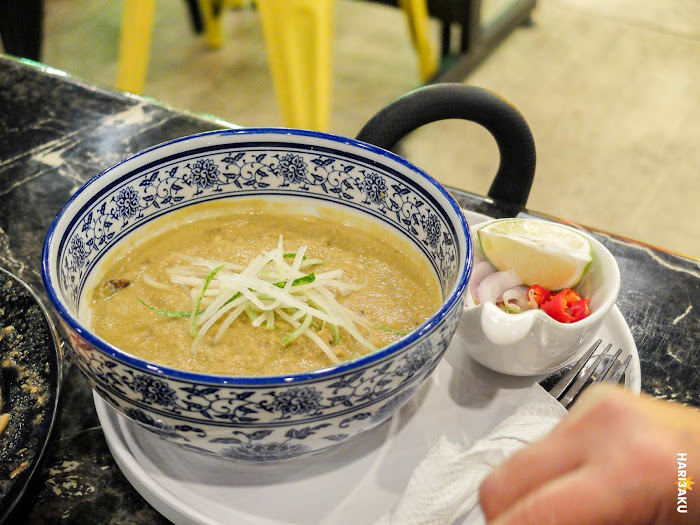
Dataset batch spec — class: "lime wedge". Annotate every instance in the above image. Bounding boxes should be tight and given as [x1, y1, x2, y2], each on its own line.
[477, 219, 593, 290]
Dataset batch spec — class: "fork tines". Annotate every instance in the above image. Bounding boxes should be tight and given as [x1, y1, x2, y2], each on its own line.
[548, 339, 632, 409]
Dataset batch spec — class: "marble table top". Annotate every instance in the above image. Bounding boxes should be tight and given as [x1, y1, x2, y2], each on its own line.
[0, 55, 697, 524]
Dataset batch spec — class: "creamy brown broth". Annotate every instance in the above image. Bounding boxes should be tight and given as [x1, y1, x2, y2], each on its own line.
[85, 200, 441, 376]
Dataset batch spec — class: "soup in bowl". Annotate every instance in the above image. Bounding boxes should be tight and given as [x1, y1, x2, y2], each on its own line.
[42, 128, 472, 462]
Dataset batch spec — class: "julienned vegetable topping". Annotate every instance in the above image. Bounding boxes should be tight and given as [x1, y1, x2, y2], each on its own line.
[137, 236, 405, 363]
[466, 219, 594, 324]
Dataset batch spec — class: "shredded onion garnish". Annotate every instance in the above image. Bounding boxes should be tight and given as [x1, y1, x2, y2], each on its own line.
[137, 236, 398, 363]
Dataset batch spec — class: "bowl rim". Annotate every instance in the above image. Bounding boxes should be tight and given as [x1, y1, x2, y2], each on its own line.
[42, 127, 473, 386]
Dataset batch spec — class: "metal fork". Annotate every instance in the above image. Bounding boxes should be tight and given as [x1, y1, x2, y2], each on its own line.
[543, 339, 633, 409]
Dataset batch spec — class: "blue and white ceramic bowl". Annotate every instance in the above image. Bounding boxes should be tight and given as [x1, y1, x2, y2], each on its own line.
[42, 129, 472, 462]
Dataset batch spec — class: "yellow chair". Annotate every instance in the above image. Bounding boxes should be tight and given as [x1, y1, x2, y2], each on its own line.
[115, 0, 157, 95]
[116, 0, 437, 131]
[397, 0, 436, 81]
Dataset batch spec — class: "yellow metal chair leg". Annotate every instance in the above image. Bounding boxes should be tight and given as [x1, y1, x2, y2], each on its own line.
[200, 0, 224, 48]
[398, 0, 437, 81]
[115, 0, 157, 94]
[200, 0, 253, 49]
[255, 0, 335, 131]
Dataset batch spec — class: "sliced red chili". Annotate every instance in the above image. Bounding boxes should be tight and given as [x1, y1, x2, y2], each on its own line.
[539, 289, 591, 323]
[559, 288, 583, 304]
[570, 298, 590, 322]
[527, 284, 551, 307]
[540, 292, 576, 323]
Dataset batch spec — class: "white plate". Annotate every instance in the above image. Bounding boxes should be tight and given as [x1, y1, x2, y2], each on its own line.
[94, 211, 642, 525]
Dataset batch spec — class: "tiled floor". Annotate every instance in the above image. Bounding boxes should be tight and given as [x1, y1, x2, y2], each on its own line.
[7, 0, 700, 257]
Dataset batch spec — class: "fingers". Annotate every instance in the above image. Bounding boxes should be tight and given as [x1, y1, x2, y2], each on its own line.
[486, 464, 643, 525]
[481, 383, 695, 524]
[567, 383, 633, 418]
[575, 384, 700, 448]
[479, 429, 583, 519]
[480, 384, 644, 521]
[485, 444, 682, 525]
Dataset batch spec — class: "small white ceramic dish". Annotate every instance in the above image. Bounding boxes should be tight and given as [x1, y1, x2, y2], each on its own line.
[461, 219, 621, 376]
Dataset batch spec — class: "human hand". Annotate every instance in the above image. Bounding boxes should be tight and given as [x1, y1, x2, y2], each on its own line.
[479, 383, 700, 524]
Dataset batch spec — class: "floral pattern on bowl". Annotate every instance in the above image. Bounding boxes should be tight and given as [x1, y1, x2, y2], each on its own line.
[43, 128, 472, 462]
[60, 141, 459, 307]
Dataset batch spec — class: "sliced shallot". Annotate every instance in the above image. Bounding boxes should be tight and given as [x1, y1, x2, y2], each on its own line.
[477, 270, 522, 305]
[502, 285, 530, 313]
[466, 260, 497, 306]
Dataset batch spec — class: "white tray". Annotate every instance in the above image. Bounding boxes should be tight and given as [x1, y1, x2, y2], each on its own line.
[96, 205, 641, 525]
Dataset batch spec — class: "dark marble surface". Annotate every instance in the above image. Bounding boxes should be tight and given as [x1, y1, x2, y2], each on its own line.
[0, 55, 698, 523]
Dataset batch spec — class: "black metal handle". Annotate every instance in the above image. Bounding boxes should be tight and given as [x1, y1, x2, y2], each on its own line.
[356, 83, 536, 208]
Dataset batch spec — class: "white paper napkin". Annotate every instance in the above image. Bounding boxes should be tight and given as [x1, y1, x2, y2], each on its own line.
[375, 384, 568, 525]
